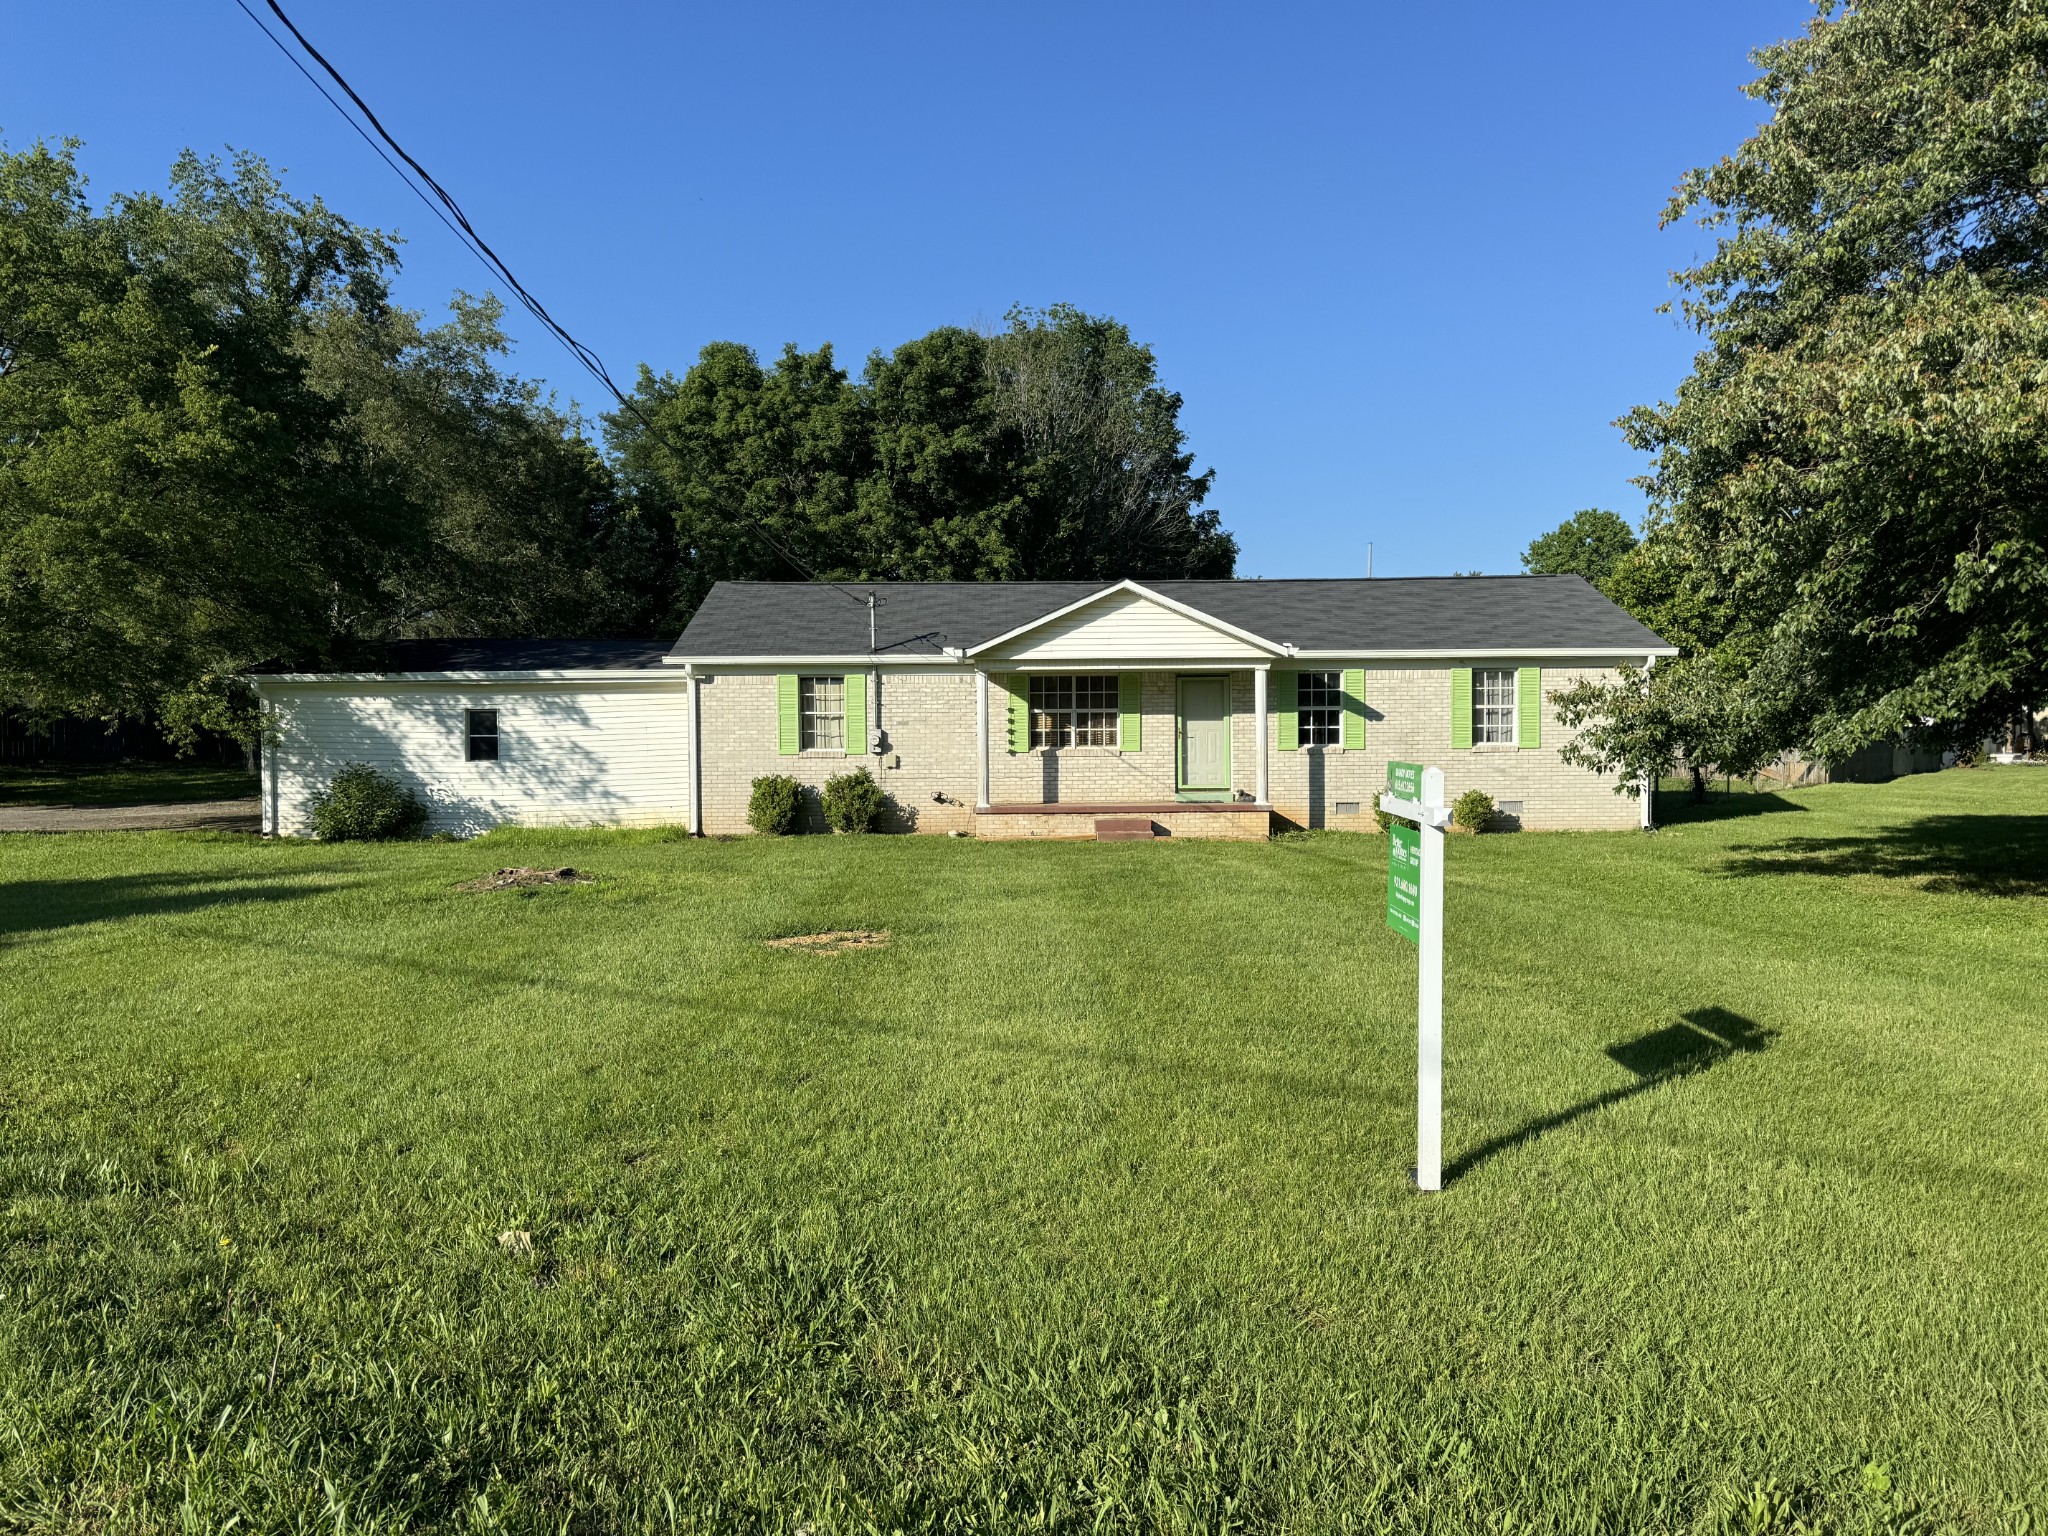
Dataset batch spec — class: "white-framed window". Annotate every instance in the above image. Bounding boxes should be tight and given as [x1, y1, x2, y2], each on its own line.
[465, 708, 499, 762]
[799, 675, 846, 750]
[1298, 670, 1342, 747]
[1030, 674, 1119, 748]
[1473, 667, 1516, 745]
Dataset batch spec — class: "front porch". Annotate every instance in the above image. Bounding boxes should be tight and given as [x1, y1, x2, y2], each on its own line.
[970, 665, 1276, 840]
[957, 581, 1297, 840]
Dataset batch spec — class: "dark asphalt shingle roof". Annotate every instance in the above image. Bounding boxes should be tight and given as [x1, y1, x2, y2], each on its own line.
[264, 638, 674, 673]
[669, 577, 1670, 658]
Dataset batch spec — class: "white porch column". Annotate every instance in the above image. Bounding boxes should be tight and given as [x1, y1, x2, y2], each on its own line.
[687, 669, 703, 836]
[975, 669, 991, 809]
[1254, 665, 1270, 806]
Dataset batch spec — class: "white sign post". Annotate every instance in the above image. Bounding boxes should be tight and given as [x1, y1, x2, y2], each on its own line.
[1379, 765, 1450, 1193]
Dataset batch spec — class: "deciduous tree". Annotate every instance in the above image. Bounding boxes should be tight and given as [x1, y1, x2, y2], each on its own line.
[1521, 509, 1637, 593]
[608, 304, 1235, 617]
[1572, 0, 2048, 784]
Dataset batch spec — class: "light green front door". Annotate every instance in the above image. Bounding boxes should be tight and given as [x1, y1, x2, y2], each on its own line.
[1177, 675, 1231, 796]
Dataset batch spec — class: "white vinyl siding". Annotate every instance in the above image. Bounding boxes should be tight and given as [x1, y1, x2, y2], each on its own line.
[994, 590, 1268, 662]
[265, 683, 691, 836]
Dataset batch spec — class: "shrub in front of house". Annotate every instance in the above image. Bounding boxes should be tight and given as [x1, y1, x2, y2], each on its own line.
[1452, 789, 1496, 833]
[309, 763, 428, 841]
[748, 774, 807, 835]
[821, 767, 889, 834]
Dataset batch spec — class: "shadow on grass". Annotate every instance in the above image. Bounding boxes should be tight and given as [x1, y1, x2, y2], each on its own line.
[1445, 1007, 1772, 1185]
[1717, 814, 2048, 897]
[1655, 790, 1808, 825]
[0, 871, 336, 941]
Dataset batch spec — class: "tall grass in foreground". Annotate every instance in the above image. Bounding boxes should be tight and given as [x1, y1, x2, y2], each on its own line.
[0, 770, 2041, 1532]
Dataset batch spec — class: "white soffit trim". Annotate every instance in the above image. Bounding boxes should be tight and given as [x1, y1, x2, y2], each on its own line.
[251, 669, 688, 684]
[1290, 646, 1681, 660]
[962, 579, 1290, 658]
[660, 646, 1677, 668]
[662, 654, 952, 667]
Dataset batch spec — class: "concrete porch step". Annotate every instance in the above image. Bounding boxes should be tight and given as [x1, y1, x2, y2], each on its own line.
[1095, 817, 1158, 841]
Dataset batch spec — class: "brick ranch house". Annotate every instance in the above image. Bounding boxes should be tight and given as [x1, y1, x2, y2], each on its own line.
[252, 576, 1675, 839]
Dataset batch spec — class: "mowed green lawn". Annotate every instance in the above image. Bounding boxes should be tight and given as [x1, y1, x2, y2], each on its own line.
[0, 772, 2042, 1534]
[0, 761, 256, 807]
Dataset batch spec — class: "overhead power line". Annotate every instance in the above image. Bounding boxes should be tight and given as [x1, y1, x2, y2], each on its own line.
[233, 0, 878, 609]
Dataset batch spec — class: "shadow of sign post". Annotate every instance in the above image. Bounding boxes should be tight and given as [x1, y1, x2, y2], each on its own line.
[1443, 1007, 1774, 1186]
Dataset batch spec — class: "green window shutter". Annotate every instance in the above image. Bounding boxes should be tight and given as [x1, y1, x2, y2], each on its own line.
[1341, 667, 1366, 750]
[1450, 668, 1473, 750]
[845, 672, 867, 755]
[1276, 670, 1299, 751]
[1118, 672, 1142, 753]
[1006, 675, 1029, 753]
[777, 674, 800, 755]
[1517, 666, 1541, 750]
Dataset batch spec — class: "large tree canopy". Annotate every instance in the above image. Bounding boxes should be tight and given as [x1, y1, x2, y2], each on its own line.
[1563, 0, 2048, 784]
[0, 144, 411, 733]
[0, 142, 651, 741]
[4, 143, 1238, 744]
[609, 304, 1235, 627]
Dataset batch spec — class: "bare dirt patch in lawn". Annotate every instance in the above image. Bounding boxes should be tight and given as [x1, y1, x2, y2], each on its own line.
[458, 867, 596, 892]
[764, 929, 890, 954]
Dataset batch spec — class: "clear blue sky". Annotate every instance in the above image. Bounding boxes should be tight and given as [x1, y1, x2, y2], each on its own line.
[3, 2, 1805, 579]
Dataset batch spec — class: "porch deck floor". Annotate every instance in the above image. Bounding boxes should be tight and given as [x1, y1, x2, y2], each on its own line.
[976, 801, 1270, 815]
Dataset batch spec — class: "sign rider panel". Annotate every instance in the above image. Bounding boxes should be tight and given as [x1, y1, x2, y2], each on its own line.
[1386, 823, 1421, 944]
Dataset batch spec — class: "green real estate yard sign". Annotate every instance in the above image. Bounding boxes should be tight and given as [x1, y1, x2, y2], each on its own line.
[1386, 822, 1421, 943]
[1385, 761, 1425, 944]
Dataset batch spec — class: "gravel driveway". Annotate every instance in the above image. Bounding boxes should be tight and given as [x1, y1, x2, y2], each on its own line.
[0, 799, 261, 833]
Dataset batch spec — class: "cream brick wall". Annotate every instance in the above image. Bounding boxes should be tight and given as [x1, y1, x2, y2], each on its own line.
[698, 669, 981, 835]
[1267, 662, 1639, 832]
[988, 670, 1211, 806]
[698, 660, 1640, 835]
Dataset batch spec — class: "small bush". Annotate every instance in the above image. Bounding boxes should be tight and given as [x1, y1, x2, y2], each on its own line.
[309, 763, 428, 841]
[1373, 803, 1395, 834]
[1452, 788, 1496, 833]
[748, 774, 807, 835]
[822, 767, 888, 834]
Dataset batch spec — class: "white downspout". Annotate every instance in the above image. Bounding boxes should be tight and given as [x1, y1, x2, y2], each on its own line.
[260, 692, 278, 836]
[687, 666, 703, 836]
[1253, 665, 1269, 806]
[975, 670, 991, 810]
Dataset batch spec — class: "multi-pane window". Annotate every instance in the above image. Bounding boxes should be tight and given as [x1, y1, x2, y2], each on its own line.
[1297, 671, 1342, 747]
[799, 676, 846, 750]
[1029, 675, 1119, 748]
[465, 708, 499, 762]
[1473, 667, 1516, 745]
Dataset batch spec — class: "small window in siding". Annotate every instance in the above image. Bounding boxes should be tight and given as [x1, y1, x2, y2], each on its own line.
[465, 708, 499, 762]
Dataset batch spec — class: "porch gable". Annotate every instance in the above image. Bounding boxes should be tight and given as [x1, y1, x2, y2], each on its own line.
[971, 582, 1283, 665]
